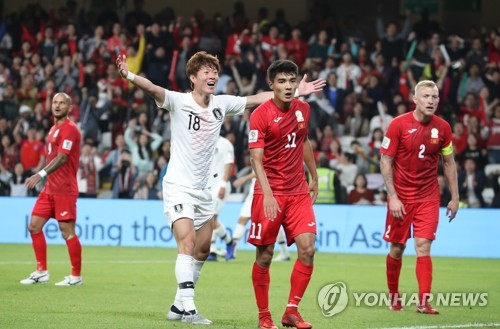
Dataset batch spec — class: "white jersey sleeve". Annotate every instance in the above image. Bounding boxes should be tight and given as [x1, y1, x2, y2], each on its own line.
[157, 89, 245, 189]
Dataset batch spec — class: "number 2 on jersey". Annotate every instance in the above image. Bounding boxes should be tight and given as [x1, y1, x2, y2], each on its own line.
[418, 144, 425, 158]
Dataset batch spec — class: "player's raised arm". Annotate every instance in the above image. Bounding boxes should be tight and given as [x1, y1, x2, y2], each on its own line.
[244, 74, 326, 109]
[116, 54, 166, 107]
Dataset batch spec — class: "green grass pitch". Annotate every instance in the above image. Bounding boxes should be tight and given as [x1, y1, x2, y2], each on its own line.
[0, 244, 499, 329]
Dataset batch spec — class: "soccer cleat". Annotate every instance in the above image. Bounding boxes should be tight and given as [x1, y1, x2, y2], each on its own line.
[20, 270, 50, 285]
[416, 303, 439, 315]
[225, 242, 235, 261]
[281, 310, 312, 329]
[55, 275, 83, 286]
[389, 294, 403, 311]
[273, 252, 291, 262]
[206, 252, 218, 261]
[258, 311, 278, 329]
[166, 305, 183, 321]
[181, 312, 212, 325]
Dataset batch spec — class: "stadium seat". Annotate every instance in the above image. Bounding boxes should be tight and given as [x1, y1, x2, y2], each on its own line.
[484, 164, 500, 176]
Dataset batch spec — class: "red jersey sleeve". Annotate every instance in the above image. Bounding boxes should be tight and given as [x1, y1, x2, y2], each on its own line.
[248, 107, 268, 149]
[380, 118, 400, 157]
[58, 124, 80, 155]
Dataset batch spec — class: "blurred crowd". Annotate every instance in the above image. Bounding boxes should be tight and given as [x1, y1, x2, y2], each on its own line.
[0, 1, 499, 208]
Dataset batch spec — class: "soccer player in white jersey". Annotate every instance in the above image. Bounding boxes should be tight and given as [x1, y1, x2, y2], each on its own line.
[207, 135, 236, 261]
[116, 51, 325, 325]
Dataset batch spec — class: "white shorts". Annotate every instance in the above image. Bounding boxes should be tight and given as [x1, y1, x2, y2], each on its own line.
[163, 182, 214, 231]
[212, 181, 231, 215]
[239, 178, 256, 218]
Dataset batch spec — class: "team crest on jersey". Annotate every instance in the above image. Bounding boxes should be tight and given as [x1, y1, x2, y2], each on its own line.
[212, 108, 223, 121]
[430, 128, 439, 144]
[295, 110, 304, 122]
[174, 204, 184, 213]
[298, 122, 305, 129]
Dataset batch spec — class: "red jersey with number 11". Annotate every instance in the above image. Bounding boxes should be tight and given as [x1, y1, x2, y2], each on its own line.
[42, 119, 81, 196]
[249, 99, 310, 195]
[380, 111, 452, 203]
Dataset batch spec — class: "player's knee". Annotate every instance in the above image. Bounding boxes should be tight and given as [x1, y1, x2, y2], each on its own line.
[27, 223, 41, 234]
[298, 245, 315, 262]
[390, 243, 405, 258]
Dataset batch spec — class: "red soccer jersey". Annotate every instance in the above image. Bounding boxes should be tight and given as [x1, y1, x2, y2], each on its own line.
[380, 111, 452, 203]
[42, 119, 81, 196]
[249, 99, 310, 195]
[20, 139, 44, 171]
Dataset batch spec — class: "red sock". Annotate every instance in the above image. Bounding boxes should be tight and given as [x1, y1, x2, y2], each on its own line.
[386, 254, 402, 296]
[31, 232, 47, 271]
[252, 262, 270, 313]
[66, 235, 82, 276]
[416, 256, 432, 306]
[287, 259, 313, 308]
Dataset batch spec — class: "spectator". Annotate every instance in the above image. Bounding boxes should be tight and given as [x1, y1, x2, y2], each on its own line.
[348, 173, 374, 205]
[0, 134, 18, 173]
[458, 158, 486, 208]
[19, 125, 44, 175]
[77, 143, 103, 198]
[112, 149, 137, 199]
[336, 151, 358, 190]
[369, 101, 393, 133]
[376, 7, 412, 63]
[451, 121, 467, 157]
[133, 171, 161, 200]
[485, 104, 500, 164]
[124, 119, 162, 179]
[344, 102, 370, 137]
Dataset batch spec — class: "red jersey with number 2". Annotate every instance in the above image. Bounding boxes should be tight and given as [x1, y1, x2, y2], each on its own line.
[42, 119, 81, 196]
[248, 98, 310, 195]
[380, 111, 452, 203]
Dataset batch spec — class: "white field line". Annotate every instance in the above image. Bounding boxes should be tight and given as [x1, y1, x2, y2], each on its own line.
[377, 323, 500, 329]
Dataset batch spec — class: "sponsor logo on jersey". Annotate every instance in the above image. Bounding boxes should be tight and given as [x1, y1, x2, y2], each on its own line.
[249, 130, 258, 143]
[212, 108, 223, 121]
[295, 110, 304, 122]
[430, 128, 439, 144]
[408, 128, 417, 134]
[274, 117, 283, 122]
[381, 136, 390, 149]
[62, 140, 73, 150]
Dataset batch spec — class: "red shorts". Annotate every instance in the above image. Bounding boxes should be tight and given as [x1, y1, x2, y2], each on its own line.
[32, 192, 77, 221]
[383, 200, 440, 244]
[247, 193, 316, 246]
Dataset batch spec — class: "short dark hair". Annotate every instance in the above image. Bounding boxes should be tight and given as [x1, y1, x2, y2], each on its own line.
[267, 59, 298, 82]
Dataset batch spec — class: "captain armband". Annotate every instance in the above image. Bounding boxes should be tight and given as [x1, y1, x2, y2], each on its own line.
[441, 142, 453, 156]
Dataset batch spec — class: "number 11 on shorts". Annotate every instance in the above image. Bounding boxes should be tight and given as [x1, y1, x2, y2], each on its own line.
[249, 222, 262, 240]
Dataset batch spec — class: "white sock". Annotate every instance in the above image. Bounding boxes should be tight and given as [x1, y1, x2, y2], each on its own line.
[174, 254, 196, 313]
[193, 259, 204, 286]
[210, 231, 217, 253]
[232, 223, 247, 242]
[173, 258, 205, 312]
[214, 223, 232, 245]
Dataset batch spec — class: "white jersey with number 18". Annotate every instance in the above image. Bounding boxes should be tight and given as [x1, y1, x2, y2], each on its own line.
[156, 89, 246, 189]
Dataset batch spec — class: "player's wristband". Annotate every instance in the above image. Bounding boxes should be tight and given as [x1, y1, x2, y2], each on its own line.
[126, 71, 136, 82]
[38, 169, 47, 178]
[294, 89, 300, 98]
